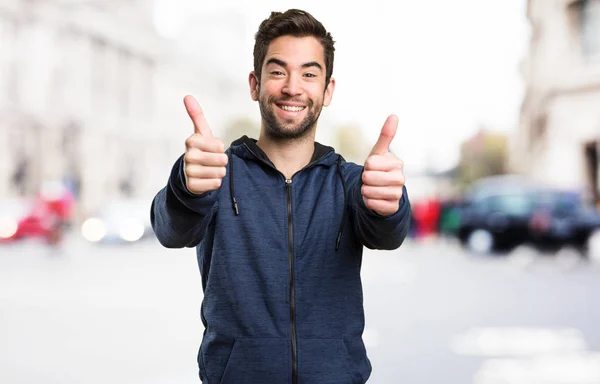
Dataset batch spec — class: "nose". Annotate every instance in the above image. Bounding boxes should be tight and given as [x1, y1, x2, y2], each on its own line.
[282, 74, 303, 96]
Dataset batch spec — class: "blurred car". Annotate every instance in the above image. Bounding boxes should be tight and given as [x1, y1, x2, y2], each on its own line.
[0, 198, 63, 244]
[0, 180, 75, 245]
[80, 199, 154, 244]
[456, 176, 600, 255]
[457, 187, 536, 253]
[528, 189, 600, 252]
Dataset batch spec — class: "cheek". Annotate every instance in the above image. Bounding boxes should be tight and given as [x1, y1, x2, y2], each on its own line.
[308, 90, 325, 105]
[309, 84, 328, 102]
[260, 81, 282, 96]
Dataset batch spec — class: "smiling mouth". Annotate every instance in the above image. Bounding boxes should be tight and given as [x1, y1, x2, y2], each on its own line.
[277, 104, 306, 112]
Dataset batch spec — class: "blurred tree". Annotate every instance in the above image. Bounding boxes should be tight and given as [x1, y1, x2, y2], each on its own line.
[457, 128, 508, 187]
[222, 118, 260, 147]
[334, 124, 370, 164]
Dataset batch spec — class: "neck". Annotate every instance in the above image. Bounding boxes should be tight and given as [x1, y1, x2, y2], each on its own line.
[256, 131, 316, 180]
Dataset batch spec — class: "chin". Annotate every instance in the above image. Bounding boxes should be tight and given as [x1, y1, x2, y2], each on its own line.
[266, 124, 312, 140]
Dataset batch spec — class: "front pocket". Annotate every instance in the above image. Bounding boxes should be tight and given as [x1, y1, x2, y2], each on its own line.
[297, 338, 355, 384]
[219, 337, 291, 384]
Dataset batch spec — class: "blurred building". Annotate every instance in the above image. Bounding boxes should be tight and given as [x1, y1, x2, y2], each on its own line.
[0, 0, 251, 216]
[513, 0, 600, 204]
[0, 0, 164, 214]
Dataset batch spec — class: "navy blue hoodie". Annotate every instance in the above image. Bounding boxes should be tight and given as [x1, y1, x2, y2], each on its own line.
[151, 136, 411, 384]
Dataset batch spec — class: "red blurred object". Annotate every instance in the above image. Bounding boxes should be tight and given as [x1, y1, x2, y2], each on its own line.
[412, 198, 442, 238]
[0, 182, 76, 245]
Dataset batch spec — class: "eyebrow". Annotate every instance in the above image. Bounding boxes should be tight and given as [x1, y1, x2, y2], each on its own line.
[265, 58, 323, 71]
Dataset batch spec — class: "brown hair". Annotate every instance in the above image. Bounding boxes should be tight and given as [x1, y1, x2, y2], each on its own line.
[253, 9, 335, 86]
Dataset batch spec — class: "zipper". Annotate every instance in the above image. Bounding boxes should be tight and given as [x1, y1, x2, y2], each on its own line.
[242, 142, 331, 177]
[242, 142, 328, 383]
[286, 178, 298, 384]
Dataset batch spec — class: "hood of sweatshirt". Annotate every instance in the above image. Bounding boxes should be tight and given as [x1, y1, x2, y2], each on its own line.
[226, 136, 349, 250]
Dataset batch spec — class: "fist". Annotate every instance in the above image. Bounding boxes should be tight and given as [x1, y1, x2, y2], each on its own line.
[361, 115, 405, 216]
[182, 95, 228, 195]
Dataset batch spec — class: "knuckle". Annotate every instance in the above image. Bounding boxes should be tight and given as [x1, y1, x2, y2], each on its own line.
[362, 171, 370, 184]
[185, 134, 201, 148]
[365, 199, 376, 210]
[220, 154, 229, 166]
[213, 179, 222, 189]
[187, 179, 198, 192]
[185, 148, 203, 163]
[184, 161, 195, 173]
[183, 151, 194, 164]
[397, 173, 405, 186]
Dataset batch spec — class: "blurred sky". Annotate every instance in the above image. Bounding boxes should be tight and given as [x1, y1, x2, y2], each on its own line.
[153, 0, 529, 173]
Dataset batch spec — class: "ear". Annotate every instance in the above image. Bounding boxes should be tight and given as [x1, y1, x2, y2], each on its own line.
[249, 71, 259, 101]
[323, 77, 335, 107]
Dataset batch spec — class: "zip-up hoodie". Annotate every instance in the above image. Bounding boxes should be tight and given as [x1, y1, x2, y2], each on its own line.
[151, 136, 411, 384]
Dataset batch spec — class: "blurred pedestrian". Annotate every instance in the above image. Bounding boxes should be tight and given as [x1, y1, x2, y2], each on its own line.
[151, 9, 411, 384]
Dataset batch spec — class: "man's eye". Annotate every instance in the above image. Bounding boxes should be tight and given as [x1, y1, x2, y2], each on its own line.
[271, 71, 284, 76]
[304, 73, 316, 78]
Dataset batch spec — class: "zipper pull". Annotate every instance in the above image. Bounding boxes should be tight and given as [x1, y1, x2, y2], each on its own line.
[285, 179, 292, 185]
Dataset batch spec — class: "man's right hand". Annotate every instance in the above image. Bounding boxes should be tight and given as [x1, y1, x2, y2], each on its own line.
[183, 95, 228, 195]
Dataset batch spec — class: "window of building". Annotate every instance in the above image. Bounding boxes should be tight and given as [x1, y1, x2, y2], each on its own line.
[529, 113, 547, 146]
[0, 17, 19, 105]
[581, 0, 600, 59]
[117, 48, 132, 119]
[91, 37, 108, 114]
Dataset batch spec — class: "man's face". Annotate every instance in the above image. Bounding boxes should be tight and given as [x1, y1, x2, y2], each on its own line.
[250, 35, 335, 140]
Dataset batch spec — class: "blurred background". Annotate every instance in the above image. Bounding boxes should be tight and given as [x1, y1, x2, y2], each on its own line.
[1, 0, 600, 383]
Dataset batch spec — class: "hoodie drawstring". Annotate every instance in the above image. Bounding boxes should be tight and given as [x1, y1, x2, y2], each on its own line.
[335, 157, 348, 251]
[228, 151, 347, 250]
[228, 151, 240, 216]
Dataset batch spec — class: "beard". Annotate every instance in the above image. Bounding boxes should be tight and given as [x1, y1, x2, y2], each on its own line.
[258, 93, 323, 141]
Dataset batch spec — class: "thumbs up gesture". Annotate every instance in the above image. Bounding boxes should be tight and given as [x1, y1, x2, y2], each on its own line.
[362, 115, 405, 216]
[183, 95, 228, 195]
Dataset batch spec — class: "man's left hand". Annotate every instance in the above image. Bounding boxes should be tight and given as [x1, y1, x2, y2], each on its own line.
[361, 115, 405, 216]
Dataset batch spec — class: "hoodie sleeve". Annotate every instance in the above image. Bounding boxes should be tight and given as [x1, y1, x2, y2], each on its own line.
[150, 154, 219, 248]
[343, 162, 411, 250]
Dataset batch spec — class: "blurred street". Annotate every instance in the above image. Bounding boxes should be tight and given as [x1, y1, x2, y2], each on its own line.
[1, 237, 599, 384]
[2, 0, 600, 383]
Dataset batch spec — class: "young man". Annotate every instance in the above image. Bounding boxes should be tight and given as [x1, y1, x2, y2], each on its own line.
[151, 9, 411, 384]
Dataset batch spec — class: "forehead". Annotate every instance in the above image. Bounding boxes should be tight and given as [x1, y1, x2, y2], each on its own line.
[264, 35, 325, 67]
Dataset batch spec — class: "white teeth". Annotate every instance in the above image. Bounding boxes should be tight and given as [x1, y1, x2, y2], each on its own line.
[281, 105, 304, 112]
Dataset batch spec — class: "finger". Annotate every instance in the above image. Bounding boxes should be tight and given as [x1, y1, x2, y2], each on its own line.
[187, 178, 223, 193]
[184, 95, 213, 138]
[185, 135, 225, 153]
[364, 154, 404, 172]
[369, 114, 398, 156]
[185, 164, 227, 179]
[362, 170, 405, 187]
[363, 198, 399, 216]
[184, 150, 229, 167]
[361, 185, 404, 201]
